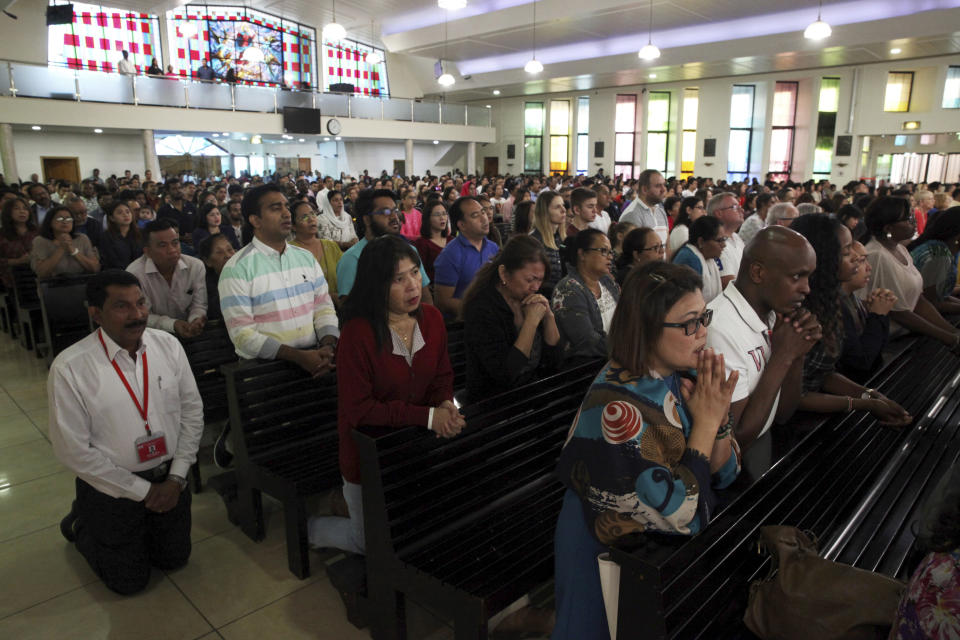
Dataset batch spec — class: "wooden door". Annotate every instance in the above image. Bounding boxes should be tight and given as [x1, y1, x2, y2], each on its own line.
[298, 158, 311, 173]
[41, 157, 80, 184]
[483, 156, 498, 176]
[393, 159, 405, 177]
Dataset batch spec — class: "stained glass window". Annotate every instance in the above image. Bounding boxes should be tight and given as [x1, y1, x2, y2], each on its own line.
[48, 1, 162, 73]
[814, 78, 840, 177]
[576, 97, 589, 175]
[727, 85, 755, 182]
[549, 100, 570, 174]
[681, 88, 698, 179]
[646, 91, 671, 173]
[524, 102, 544, 174]
[884, 72, 913, 112]
[614, 94, 637, 180]
[166, 5, 316, 88]
[768, 81, 798, 181]
[323, 38, 389, 97]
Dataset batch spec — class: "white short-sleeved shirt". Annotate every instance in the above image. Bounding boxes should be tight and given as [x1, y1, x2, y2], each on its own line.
[718, 232, 745, 280]
[706, 283, 779, 438]
[857, 239, 923, 313]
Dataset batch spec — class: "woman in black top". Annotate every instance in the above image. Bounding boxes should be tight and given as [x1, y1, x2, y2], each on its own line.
[461, 235, 563, 402]
[99, 201, 143, 270]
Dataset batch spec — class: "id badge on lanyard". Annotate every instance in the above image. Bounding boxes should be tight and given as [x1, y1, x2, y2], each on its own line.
[97, 330, 167, 464]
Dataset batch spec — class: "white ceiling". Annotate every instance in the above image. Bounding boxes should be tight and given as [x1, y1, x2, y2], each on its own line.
[102, 0, 960, 99]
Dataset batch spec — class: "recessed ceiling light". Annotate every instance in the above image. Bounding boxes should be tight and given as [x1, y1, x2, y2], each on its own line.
[324, 137, 330, 141]
[239, 137, 248, 141]
[890, 47, 902, 54]
[222, 132, 229, 136]
[432, 140, 439, 144]
[212, 133, 219, 137]
[31, 125, 41, 130]
[335, 136, 341, 141]
[485, 104, 491, 108]
[649, 73, 657, 79]
[93, 128, 103, 133]
[298, 138, 305, 142]
[493, 89, 501, 95]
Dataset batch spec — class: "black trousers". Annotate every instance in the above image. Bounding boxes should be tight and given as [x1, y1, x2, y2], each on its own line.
[74, 475, 192, 595]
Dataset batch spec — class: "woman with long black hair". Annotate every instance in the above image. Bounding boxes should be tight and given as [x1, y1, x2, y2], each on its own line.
[307, 235, 461, 554]
[907, 206, 960, 315]
[790, 213, 911, 425]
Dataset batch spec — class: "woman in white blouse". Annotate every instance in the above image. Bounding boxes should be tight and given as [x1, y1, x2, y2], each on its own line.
[858, 196, 960, 349]
[671, 216, 725, 303]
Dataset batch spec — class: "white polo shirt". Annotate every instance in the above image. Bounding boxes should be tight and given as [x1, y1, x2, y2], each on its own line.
[706, 282, 778, 437]
[718, 232, 745, 280]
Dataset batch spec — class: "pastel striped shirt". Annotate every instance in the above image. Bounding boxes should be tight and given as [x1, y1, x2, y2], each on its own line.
[219, 236, 339, 359]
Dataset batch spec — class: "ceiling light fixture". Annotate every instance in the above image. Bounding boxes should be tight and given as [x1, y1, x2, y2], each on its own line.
[437, 12, 455, 86]
[438, 0, 467, 9]
[648, 73, 657, 79]
[890, 47, 902, 54]
[492, 89, 501, 95]
[525, 1, 543, 73]
[638, 0, 661, 61]
[365, 20, 382, 64]
[93, 128, 103, 133]
[433, 140, 439, 144]
[222, 132, 229, 136]
[335, 136, 342, 140]
[485, 104, 491, 108]
[324, 136, 331, 141]
[212, 133, 219, 137]
[298, 138, 305, 142]
[803, 0, 832, 40]
[31, 125, 41, 130]
[323, 0, 346, 42]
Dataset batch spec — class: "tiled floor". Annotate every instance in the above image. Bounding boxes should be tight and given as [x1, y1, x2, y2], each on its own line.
[0, 331, 459, 640]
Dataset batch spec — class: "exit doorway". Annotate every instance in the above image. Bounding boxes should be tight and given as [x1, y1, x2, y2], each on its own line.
[41, 157, 81, 184]
[483, 156, 499, 176]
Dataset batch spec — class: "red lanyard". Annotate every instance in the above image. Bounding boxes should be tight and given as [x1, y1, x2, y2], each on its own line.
[98, 329, 151, 436]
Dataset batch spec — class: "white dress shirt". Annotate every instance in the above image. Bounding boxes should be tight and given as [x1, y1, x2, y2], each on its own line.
[588, 210, 612, 234]
[126, 254, 208, 333]
[718, 232, 745, 280]
[49, 328, 204, 501]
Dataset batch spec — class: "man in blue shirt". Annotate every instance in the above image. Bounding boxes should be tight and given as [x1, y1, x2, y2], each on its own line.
[433, 196, 499, 318]
[336, 189, 433, 304]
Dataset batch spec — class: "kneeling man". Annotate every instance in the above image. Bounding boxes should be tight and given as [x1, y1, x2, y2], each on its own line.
[50, 269, 203, 595]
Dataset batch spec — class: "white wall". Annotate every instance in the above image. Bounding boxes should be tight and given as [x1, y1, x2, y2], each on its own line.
[13, 130, 146, 180]
[341, 141, 466, 177]
[476, 54, 960, 183]
[0, 0, 47, 65]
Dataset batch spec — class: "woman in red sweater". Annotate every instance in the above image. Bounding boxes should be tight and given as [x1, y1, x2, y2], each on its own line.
[307, 235, 464, 554]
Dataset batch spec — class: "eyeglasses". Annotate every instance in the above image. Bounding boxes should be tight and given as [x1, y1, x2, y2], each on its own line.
[372, 207, 400, 217]
[53, 216, 73, 223]
[693, 204, 706, 210]
[585, 247, 614, 257]
[663, 309, 714, 336]
[296, 212, 317, 222]
[643, 243, 665, 253]
[430, 212, 448, 218]
[711, 236, 729, 244]
[719, 204, 743, 212]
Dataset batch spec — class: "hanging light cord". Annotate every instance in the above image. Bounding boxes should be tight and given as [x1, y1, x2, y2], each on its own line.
[532, 1, 537, 59]
[647, 0, 653, 45]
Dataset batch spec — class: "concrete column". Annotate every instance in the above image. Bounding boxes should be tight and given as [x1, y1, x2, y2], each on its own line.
[0, 124, 19, 184]
[467, 141, 476, 175]
[142, 129, 161, 179]
[404, 138, 414, 177]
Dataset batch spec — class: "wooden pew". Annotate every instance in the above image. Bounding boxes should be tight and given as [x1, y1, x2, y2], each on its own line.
[446, 321, 467, 393]
[609, 333, 960, 639]
[11, 265, 44, 353]
[221, 358, 340, 578]
[38, 275, 95, 367]
[355, 360, 604, 640]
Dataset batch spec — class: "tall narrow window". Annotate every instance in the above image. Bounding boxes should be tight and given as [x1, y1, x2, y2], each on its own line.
[680, 88, 698, 180]
[614, 94, 637, 180]
[813, 77, 840, 178]
[646, 91, 671, 174]
[884, 71, 914, 112]
[576, 97, 590, 175]
[727, 85, 755, 182]
[860, 135, 871, 178]
[768, 81, 798, 181]
[943, 66, 960, 109]
[549, 99, 570, 174]
[524, 102, 545, 174]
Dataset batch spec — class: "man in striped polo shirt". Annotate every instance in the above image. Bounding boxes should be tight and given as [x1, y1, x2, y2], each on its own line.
[215, 183, 339, 468]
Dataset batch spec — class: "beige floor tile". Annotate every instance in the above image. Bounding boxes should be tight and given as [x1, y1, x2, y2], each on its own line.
[197, 633, 224, 640]
[167, 510, 322, 628]
[0, 470, 76, 542]
[2, 375, 47, 393]
[0, 395, 25, 419]
[218, 578, 371, 640]
[28, 408, 50, 438]
[0, 415, 45, 449]
[0, 439, 64, 486]
[0, 525, 100, 619]
[10, 387, 49, 412]
[0, 574, 213, 640]
[189, 485, 236, 544]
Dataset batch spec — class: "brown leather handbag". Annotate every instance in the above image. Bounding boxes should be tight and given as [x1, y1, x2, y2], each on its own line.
[743, 525, 905, 640]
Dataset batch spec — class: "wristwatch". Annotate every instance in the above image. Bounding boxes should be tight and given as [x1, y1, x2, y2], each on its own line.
[860, 388, 876, 400]
[168, 474, 188, 491]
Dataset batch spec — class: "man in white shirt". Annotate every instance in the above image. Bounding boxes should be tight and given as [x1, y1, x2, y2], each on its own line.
[118, 50, 136, 75]
[52, 270, 203, 595]
[619, 169, 669, 244]
[738, 193, 776, 245]
[708, 192, 746, 289]
[706, 227, 820, 463]
[126, 219, 207, 338]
